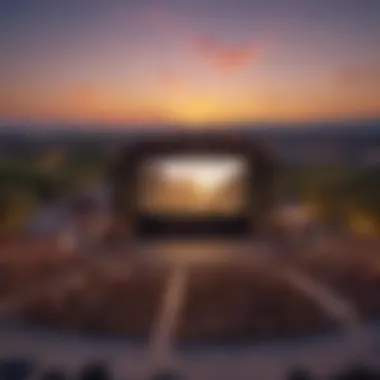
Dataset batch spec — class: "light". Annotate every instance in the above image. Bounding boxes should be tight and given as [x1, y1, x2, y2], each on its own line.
[139, 155, 247, 215]
[348, 212, 378, 236]
[161, 156, 244, 192]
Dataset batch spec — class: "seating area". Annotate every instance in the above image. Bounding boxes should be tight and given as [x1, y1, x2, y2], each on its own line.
[1, 234, 379, 343]
[1, 358, 379, 380]
[17, 262, 334, 342]
[1, 236, 380, 380]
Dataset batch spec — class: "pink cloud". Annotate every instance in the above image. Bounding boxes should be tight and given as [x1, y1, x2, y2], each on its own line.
[136, 3, 269, 73]
[190, 35, 265, 72]
[337, 62, 380, 85]
[63, 84, 105, 107]
[159, 71, 186, 90]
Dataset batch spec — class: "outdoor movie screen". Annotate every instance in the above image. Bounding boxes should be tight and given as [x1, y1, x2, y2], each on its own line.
[137, 155, 249, 218]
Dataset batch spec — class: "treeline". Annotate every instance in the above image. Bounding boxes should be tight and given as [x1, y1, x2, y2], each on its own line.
[0, 147, 379, 239]
[279, 164, 380, 234]
[0, 148, 108, 239]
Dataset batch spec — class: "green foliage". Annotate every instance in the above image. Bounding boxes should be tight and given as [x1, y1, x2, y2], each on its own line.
[0, 147, 108, 237]
[281, 164, 380, 233]
[0, 148, 378, 238]
[0, 189, 38, 238]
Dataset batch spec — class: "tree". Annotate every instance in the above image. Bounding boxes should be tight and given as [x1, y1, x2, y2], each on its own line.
[0, 190, 38, 239]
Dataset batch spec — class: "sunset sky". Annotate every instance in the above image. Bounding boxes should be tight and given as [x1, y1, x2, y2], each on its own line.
[1, 0, 380, 127]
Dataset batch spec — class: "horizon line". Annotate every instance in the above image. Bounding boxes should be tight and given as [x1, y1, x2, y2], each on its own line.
[1, 116, 380, 131]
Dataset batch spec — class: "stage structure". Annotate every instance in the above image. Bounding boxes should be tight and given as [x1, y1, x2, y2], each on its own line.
[107, 132, 278, 241]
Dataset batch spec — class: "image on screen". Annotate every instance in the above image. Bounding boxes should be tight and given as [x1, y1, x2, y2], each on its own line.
[137, 155, 249, 217]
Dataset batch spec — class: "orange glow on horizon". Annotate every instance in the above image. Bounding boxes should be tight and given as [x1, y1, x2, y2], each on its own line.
[1, 76, 380, 126]
[2, 2, 380, 126]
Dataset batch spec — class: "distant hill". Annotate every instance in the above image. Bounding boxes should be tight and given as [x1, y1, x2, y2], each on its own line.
[1, 118, 379, 140]
[1, 119, 379, 165]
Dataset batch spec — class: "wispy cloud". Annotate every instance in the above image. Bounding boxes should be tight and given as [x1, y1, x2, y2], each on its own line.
[337, 62, 380, 86]
[190, 35, 266, 72]
[159, 71, 187, 91]
[136, 1, 178, 35]
[65, 84, 104, 107]
[136, 2, 269, 73]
